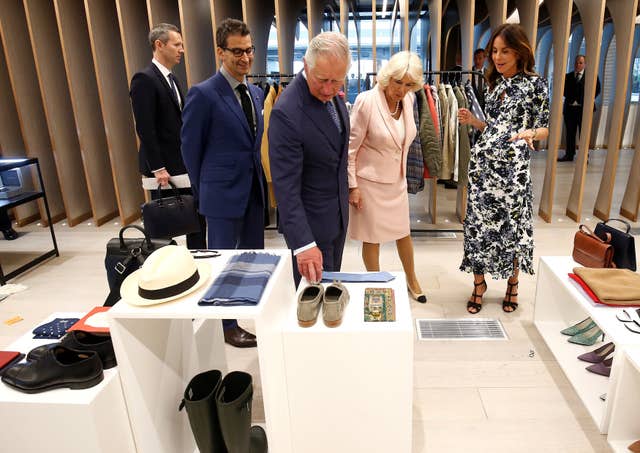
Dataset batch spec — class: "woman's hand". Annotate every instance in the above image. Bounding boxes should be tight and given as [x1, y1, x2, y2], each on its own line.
[349, 188, 363, 210]
[509, 128, 537, 150]
[457, 108, 476, 126]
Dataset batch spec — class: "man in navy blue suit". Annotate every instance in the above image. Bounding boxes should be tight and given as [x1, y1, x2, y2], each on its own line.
[269, 32, 351, 287]
[181, 19, 265, 348]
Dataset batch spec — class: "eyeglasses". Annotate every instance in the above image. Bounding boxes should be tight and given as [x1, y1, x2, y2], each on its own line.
[222, 46, 255, 57]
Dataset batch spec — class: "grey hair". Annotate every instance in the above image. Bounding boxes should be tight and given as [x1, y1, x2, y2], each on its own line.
[149, 23, 180, 51]
[376, 51, 424, 91]
[304, 31, 351, 70]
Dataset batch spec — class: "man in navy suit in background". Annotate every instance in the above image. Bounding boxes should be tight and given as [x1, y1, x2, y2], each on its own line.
[558, 54, 601, 162]
[181, 19, 265, 348]
[269, 32, 351, 287]
[130, 23, 206, 249]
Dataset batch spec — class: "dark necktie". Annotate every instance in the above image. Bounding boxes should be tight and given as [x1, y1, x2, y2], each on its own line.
[326, 100, 342, 133]
[168, 73, 181, 108]
[236, 84, 255, 137]
[576, 72, 582, 83]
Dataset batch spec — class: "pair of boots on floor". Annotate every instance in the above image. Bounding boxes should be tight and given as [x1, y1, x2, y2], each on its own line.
[180, 370, 267, 453]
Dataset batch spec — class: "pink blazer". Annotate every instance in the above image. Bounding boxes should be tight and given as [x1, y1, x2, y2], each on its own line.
[348, 83, 417, 188]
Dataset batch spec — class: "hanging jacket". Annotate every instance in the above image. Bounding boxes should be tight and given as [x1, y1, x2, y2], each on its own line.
[416, 88, 440, 178]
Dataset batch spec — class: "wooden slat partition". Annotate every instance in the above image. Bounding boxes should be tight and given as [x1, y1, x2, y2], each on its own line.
[85, 0, 144, 225]
[54, 0, 118, 227]
[307, 0, 325, 39]
[146, 0, 187, 86]
[0, 36, 39, 226]
[565, 0, 605, 222]
[515, 0, 540, 49]
[116, 0, 151, 83]
[537, 0, 572, 223]
[23, 0, 92, 227]
[178, 0, 215, 87]
[592, 0, 638, 221]
[427, 0, 442, 73]
[486, 0, 507, 28]
[274, 0, 306, 74]
[242, 0, 275, 74]
[0, 0, 65, 226]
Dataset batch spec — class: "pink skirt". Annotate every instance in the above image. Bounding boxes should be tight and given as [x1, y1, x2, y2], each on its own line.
[348, 174, 410, 243]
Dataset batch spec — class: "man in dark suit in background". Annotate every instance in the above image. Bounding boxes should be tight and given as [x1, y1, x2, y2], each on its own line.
[269, 32, 351, 287]
[471, 48, 486, 110]
[129, 23, 206, 248]
[181, 19, 265, 348]
[559, 54, 601, 162]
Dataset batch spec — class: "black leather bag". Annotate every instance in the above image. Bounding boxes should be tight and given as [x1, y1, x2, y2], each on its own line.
[103, 225, 175, 306]
[595, 218, 636, 271]
[141, 183, 200, 239]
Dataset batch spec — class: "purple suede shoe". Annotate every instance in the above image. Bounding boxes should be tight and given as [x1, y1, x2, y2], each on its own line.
[585, 357, 613, 377]
[577, 342, 615, 364]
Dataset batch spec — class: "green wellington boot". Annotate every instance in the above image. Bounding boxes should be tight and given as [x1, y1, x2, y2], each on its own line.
[179, 369, 228, 453]
[216, 371, 268, 453]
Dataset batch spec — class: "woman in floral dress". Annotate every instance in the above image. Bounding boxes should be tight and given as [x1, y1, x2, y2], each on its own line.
[457, 24, 549, 314]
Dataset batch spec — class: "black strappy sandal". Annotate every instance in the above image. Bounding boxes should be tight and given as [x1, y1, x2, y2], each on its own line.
[467, 279, 487, 314]
[502, 279, 519, 313]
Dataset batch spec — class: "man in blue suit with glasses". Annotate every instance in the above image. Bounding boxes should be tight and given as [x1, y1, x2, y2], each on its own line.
[181, 18, 265, 348]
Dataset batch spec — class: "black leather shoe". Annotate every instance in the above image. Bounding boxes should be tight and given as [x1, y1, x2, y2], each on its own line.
[27, 331, 117, 369]
[224, 326, 257, 348]
[2, 228, 18, 240]
[2, 346, 103, 393]
[557, 155, 574, 162]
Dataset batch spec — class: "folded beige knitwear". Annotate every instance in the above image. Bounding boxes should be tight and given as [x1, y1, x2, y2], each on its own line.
[573, 267, 640, 306]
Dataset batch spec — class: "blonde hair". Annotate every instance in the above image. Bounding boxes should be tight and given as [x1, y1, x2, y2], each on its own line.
[377, 51, 423, 91]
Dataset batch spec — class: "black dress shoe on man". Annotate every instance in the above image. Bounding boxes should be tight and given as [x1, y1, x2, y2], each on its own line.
[1, 346, 103, 393]
[557, 155, 574, 162]
[27, 331, 117, 369]
[224, 326, 257, 348]
[2, 228, 18, 240]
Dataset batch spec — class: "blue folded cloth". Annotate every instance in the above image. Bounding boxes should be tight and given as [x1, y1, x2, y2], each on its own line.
[320, 271, 395, 283]
[199, 252, 281, 306]
[32, 318, 80, 339]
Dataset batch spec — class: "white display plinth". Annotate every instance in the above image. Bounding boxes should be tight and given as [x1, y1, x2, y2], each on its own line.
[108, 250, 296, 453]
[0, 312, 135, 453]
[533, 256, 640, 434]
[607, 347, 640, 452]
[282, 273, 413, 453]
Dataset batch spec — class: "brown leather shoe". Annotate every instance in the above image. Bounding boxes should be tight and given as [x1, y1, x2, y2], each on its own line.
[223, 326, 257, 348]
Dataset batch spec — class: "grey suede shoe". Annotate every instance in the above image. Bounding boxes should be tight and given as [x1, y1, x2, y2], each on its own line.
[297, 284, 324, 327]
[322, 281, 349, 327]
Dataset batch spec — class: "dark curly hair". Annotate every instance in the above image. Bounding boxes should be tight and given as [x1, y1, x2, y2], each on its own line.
[216, 18, 250, 49]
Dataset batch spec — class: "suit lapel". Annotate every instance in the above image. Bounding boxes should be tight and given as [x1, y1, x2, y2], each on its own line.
[150, 64, 181, 112]
[214, 72, 253, 138]
[374, 84, 402, 151]
[299, 74, 342, 153]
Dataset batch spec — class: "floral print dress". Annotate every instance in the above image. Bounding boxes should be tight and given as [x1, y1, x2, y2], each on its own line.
[460, 73, 549, 279]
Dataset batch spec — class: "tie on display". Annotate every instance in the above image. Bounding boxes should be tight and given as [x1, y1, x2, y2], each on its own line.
[326, 100, 342, 133]
[236, 84, 255, 137]
[168, 73, 181, 108]
[320, 271, 395, 283]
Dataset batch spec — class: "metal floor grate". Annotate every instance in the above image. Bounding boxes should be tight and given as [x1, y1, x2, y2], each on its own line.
[416, 318, 508, 340]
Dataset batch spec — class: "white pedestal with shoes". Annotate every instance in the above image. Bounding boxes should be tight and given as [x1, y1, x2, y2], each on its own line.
[533, 256, 640, 434]
[282, 272, 414, 453]
[607, 347, 640, 452]
[0, 312, 135, 453]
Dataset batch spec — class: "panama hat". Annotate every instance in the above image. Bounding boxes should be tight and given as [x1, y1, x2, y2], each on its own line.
[120, 245, 211, 306]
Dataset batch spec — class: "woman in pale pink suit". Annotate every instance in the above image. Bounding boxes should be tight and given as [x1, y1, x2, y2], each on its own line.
[348, 51, 426, 302]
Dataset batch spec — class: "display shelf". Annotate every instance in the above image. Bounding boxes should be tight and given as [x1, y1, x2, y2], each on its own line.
[533, 256, 640, 434]
[607, 347, 640, 452]
[281, 273, 413, 453]
[0, 312, 135, 453]
[109, 249, 296, 453]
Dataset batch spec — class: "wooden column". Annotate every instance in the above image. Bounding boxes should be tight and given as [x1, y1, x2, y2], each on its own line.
[515, 0, 539, 51]
[23, 0, 92, 227]
[485, 0, 507, 29]
[274, 0, 306, 74]
[537, 0, 572, 223]
[427, 0, 442, 72]
[147, 0, 187, 84]
[0, 0, 65, 225]
[85, 0, 144, 225]
[592, 0, 638, 221]
[457, 0, 474, 74]
[565, 0, 605, 222]
[116, 1, 151, 83]
[179, 0, 215, 86]
[210, 0, 243, 69]
[340, 0, 347, 36]
[371, 0, 376, 71]
[54, 0, 118, 226]
[243, 0, 275, 74]
[0, 36, 38, 225]
[307, 0, 329, 38]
